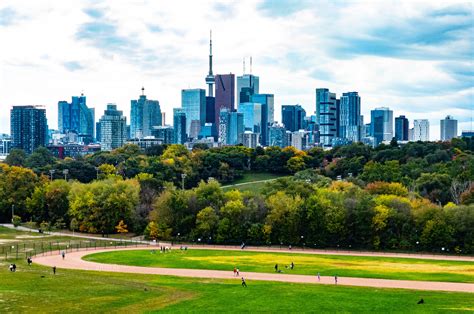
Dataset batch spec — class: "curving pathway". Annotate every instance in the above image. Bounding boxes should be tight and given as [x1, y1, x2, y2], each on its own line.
[33, 247, 474, 293]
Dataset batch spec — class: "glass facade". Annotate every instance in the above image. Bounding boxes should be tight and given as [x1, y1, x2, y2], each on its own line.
[57, 95, 94, 142]
[238, 102, 262, 133]
[218, 109, 243, 145]
[99, 104, 127, 151]
[173, 108, 187, 144]
[370, 107, 393, 145]
[282, 105, 306, 132]
[268, 123, 288, 147]
[395, 115, 409, 141]
[413, 119, 429, 142]
[316, 88, 338, 148]
[215, 74, 235, 126]
[11, 106, 48, 154]
[131, 93, 162, 139]
[181, 89, 206, 136]
[237, 74, 259, 105]
[251, 93, 274, 146]
[339, 92, 362, 143]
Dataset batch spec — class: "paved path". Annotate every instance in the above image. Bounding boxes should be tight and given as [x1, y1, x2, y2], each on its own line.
[33, 247, 474, 293]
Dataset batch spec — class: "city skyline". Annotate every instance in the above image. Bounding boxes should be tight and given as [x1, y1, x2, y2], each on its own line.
[0, 1, 473, 140]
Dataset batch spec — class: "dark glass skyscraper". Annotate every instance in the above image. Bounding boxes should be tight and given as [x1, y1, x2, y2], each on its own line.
[237, 74, 259, 104]
[58, 94, 94, 142]
[130, 88, 162, 139]
[251, 93, 274, 146]
[173, 108, 187, 144]
[339, 92, 362, 143]
[11, 106, 48, 154]
[370, 107, 393, 145]
[215, 74, 235, 126]
[282, 105, 306, 132]
[316, 88, 338, 148]
[395, 115, 409, 141]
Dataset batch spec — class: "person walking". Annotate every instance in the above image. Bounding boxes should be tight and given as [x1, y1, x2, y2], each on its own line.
[241, 277, 247, 287]
[335, 275, 338, 285]
[317, 272, 320, 282]
[275, 264, 278, 272]
[61, 251, 65, 260]
[290, 262, 294, 270]
[52, 266, 56, 275]
[233, 267, 237, 277]
[236, 268, 240, 276]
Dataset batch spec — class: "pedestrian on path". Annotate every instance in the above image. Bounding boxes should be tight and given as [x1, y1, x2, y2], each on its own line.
[52, 266, 56, 275]
[241, 277, 247, 287]
[335, 275, 338, 285]
[61, 251, 65, 260]
[27, 257, 32, 266]
[236, 268, 240, 276]
[317, 272, 320, 281]
[233, 267, 237, 276]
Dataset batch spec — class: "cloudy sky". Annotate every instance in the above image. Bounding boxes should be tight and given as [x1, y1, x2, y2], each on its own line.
[0, 0, 472, 140]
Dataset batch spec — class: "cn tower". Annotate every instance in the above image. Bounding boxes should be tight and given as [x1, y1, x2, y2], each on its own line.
[205, 30, 215, 97]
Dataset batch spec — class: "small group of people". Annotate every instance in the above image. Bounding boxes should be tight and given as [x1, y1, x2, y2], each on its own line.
[274, 262, 295, 273]
[233, 267, 240, 276]
[179, 246, 188, 251]
[160, 246, 171, 252]
[9, 263, 17, 272]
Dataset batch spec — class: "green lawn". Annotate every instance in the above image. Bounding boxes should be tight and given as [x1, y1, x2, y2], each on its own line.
[224, 172, 287, 185]
[84, 249, 474, 283]
[0, 259, 473, 313]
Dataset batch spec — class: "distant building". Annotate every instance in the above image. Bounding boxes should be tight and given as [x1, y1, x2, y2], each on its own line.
[370, 107, 393, 145]
[339, 92, 362, 143]
[282, 105, 306, 132]
[440, 116, 458, 141]
[58, 94, 95, 143]
[151, 126, 174, 144]
[395, 115, 409, 141]
[291, 130, 307, 150]
[461, 130, 474, 138]
[237, 74, 259, 104]
[243, 131, 259, 149]
[0, 137, 11, 156]
[11, 106, 48, 154]
[130, 88, 162, 139]
[173, 108, 187, 144]
[251, 93, 274, 146]
[268, 123, 288, 148]
[316, 88, 338, 148]
[99, 104, 127, 151]
[238, 102, 262, 133]
[126, 138, 164, 149]
[189, 119, 201, 140]
[215, 74, 235, 126]
[182, 88, 206, 136]
[47, 143, 100, 159]
[413, 119, 429, 142]
[218, 109, 243, 145]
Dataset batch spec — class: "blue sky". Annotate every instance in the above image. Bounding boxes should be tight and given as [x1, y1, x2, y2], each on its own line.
[0, 0, 472, 140]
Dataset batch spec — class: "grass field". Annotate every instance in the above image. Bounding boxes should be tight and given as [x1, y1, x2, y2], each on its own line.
[84, 249, 474, 283]
[0, 259, 473, 313]
[222, 172, 288, 192]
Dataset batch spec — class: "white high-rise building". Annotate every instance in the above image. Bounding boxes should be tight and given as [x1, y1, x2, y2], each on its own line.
[413, 119, 430, 142]
[440, 116, 458, 141]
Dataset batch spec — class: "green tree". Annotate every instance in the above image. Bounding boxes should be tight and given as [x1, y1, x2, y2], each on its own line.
[195, 206, 219, 238]
[5, 149, 27, 167]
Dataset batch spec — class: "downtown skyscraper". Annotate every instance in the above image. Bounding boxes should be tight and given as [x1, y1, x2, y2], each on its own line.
[282, 105, 306, 132]
[395, 115, 409, 141]
[215, 74, 235, 126]
[440, 116, 458, 141]
[339, 92, 362, 143]
[130, 87, 162, 139]
[11, 106, 48, 154]
[58, 94, 95, 143]
[182, 88, 206, 139]
[316, 88, 338, 148]
[99, 104, 127, 151]
[370, 107, 393, 145]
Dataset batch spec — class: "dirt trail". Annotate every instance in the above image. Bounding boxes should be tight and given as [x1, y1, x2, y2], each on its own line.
[33, 247, 474, 293]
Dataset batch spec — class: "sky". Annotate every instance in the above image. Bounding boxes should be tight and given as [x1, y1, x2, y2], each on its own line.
[0, 0, 473, 140]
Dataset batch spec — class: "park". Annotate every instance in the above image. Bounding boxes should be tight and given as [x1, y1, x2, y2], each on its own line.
[1, 225, 473, 312]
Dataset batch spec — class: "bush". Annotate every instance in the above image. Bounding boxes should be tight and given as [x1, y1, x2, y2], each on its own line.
[12, 215, 21, 227]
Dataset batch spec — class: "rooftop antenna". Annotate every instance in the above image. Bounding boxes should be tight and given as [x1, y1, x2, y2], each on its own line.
[141, 86, 145, 96]
[81, 89, 84, 97]
[243, 57, 246, 75]
[250, 56, 252, 74]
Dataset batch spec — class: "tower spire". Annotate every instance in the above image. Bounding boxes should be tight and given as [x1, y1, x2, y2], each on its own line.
[141, 86, 145, 96]
[243, 57, 246, 75]
[250, 56, 252, 74]
[205, 29, 215, 97]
